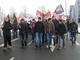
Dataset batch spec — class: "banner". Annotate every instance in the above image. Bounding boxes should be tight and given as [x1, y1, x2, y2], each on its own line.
[36, 10, 42, 17]
[36, 10, 51, 19]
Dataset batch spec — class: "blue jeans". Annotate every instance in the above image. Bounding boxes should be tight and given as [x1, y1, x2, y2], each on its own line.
[46, 33, 52, 47]
[70, 32, 76, 44]
[55, 35, 58, 44]
[57, 35, 65, 48]
[34, 32, 42, 48]
[32, 32, 35, 41]
[20, 34, 27, 47]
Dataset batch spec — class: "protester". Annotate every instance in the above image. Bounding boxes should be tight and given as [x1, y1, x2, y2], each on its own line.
[2, 15, 13, 49]
[34, 17, 44, 48]
[19, 19, 28, 48]
[57, 19, 66, 49]
[69, 20, 78, 45]
[31, 19, 36, 42]
[52, 18, 59, 46]
[44, 18, 55, 48]
[13, 14, 18, 39]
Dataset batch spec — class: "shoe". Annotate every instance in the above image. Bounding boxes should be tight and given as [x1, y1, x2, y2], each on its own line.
[74, 41, 76, 44]
[25, 42, 27, 46]
[34, 45, 38, 48]
[21, 42, 24, 48]
[46, 45, 48, 48]
[3, 47, 7, 50]
[46, 45, 50, 49]
[57, 47, 61, 50]
[50, 45, 52, 48]
[72, 41, 74, 46]
[63, 46, 66, 48]
[8, 46, 12, 48]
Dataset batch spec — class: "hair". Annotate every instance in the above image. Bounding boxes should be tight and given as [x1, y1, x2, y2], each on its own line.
[32, 19, 35, 21]
[48, 18, 51, 21]
[20, 18, 24, 22]
[38, 17, 41, 20]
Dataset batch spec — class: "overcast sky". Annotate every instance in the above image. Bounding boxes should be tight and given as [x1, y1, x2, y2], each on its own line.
[0, 0, 76, 16]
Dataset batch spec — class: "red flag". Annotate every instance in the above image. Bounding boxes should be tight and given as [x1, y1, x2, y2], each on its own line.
[36, 10, 42, 17]
[44, 11, 51, 19]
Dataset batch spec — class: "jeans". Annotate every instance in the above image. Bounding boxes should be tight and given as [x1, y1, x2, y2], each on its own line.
[70, 32, 76, 44]
[55, 35, 58, 44]
[32, 32, 35, 41]
[20, 34, 27, 47]
[57, 35, 65, 49]
[4, 35, 12, 47]
[34, 32, 42, 48]
[46, 33, 52, 47]
[0, 31, 1, 37]
[13, 30, 17, 39]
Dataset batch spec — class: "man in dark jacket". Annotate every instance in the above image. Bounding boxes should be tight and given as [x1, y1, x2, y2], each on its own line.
[52, 18, 59, 45]
[57, 19, 66, 49]
[2, 16, 13, 49]
[13, 14, 18, 39]
[19, 19, 28, 48]
[69, 21, 78, 45]
[34, 17, 44, 48]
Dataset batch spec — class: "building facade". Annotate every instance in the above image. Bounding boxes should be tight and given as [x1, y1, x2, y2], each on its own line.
[70, 0, 80, 23]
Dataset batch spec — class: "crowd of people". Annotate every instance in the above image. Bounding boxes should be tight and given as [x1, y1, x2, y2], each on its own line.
[1, 14, 78, 50]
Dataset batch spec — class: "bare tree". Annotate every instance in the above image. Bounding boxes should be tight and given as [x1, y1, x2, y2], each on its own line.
[10, 8, 16, 24]
[0, 7, 4, 37]
[0, 7, 4, 26]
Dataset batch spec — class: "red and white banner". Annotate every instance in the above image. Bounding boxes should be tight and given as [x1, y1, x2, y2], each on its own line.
[44, 11, 51, 19]
[36, 10, 51, 19]
[36, 10, 42, 17]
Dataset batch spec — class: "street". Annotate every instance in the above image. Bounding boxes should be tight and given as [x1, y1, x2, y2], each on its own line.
[0, 34, 80, 60]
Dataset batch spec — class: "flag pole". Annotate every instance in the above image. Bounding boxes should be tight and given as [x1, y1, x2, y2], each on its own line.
[65, 0, 67, 15]
[65, 0, 69, 40]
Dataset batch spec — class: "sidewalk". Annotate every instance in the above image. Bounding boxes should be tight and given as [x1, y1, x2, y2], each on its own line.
[0, 37, 3, 45]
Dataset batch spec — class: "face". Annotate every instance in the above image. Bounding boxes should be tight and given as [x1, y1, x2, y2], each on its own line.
[52, 17, 55, 20]
[59, 20, 62, 23]
[33, 19, 35, 22]
[5, 17, 9, 22]
[38, 19, 42, 21]
[22, 20, 25, 23]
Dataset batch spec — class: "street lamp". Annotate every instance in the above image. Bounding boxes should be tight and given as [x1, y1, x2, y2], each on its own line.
[64, 0, 69, 40]
[65, 0, 67, 15]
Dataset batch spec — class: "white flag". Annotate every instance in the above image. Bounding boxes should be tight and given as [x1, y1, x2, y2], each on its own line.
[55, 4, 64, 14]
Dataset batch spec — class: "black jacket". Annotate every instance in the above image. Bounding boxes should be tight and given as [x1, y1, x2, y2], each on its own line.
[13, 20, 18, 30]
[34, 21, 44, 33]
[2, 21, 12, 36]
[19, 21, 28, 37]
[58, 23, 66, 35]
[69, 22, 78, 33]
[53, 20, 59, 34]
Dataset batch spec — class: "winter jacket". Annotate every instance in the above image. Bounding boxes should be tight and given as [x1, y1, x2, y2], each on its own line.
[52, 20, 59, 35]
[31, 21, 36, 33]
[2, 21, 12, 36]
[69, 22, 78, 33]
[13, 20, 18, 30]
[58, 23, 66, 35]
[34, 21, 44, 33]
[44, 21, 55, 35]
[19, 21, 28, 38]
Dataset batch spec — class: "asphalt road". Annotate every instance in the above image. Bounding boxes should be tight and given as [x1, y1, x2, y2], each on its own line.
[0, 34, 80, 60]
